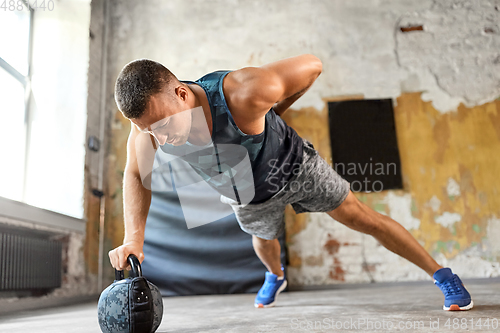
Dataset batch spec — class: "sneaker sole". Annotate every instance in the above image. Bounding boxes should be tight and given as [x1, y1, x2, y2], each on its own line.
[444, 300, 474, 311]
[255, 280, 288, 309]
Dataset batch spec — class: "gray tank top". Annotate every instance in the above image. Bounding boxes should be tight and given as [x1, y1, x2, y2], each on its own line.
[160, 70, 303, 204]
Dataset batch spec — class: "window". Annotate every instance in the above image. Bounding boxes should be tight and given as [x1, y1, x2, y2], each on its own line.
[0, 6, 33, 202]
[0, 1, 90, 223]
[328, 99, 403, 193]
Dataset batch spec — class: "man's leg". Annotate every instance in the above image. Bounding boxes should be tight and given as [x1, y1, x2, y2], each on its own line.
[326, 191, 442, 277]
[252, 236, 284, 278]
[326, 190, 473, 310]
[252, 236, 287, 308]
[221, 190, 289, 307]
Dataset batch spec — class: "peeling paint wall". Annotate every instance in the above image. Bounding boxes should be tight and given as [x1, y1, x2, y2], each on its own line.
[101, 0, 500, 287]
[285, 95, 500, 285]
[397, 0, 500, 112]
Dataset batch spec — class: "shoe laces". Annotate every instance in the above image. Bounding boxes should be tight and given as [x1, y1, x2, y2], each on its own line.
[440, 275, 462, 296]
[261, 280, 276, 294]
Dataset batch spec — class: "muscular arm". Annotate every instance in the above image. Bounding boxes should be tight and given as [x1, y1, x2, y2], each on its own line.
[260, 54, 323, 117]
[226, 54, 323, 119]
[108, 124, 159, 270]
[122, 125, 157, 245]
[123, 170, 151, 245]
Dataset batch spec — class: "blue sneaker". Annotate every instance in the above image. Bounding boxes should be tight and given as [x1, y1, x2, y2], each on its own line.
[254, 271, 287, 308]
[433, 267, 473, 311]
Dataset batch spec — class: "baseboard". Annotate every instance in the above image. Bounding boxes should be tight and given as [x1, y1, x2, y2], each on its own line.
[0, 294, 100, 317]
[286, 276, 500, 292]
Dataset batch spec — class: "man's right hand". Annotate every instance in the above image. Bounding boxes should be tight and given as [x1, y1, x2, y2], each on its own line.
[108, 240, 145, 271]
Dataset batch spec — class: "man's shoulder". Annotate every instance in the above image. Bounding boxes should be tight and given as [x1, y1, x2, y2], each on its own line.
[223, 67, 281, 114]
[196, 70, 232, 85]
[195, 67, 271, 100]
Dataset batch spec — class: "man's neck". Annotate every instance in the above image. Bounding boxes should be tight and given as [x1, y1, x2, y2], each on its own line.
[185, 83, 213, 145]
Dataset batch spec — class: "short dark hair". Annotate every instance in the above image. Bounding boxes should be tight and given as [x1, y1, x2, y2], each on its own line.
[114, 59, 178, 119]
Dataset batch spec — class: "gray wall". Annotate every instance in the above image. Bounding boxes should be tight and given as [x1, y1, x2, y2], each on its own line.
[106, 0, 500, 113]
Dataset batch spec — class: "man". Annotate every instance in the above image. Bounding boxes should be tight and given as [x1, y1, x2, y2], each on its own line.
[108, 54, 473, 311]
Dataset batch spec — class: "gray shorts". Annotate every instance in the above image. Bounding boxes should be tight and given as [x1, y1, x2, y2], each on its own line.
[220, 138, 351, 240]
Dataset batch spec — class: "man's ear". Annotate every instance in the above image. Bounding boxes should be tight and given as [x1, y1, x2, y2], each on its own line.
[175, 84, 189, 102]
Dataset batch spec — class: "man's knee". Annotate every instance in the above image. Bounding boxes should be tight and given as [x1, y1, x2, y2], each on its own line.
[327, 192, 383, 235]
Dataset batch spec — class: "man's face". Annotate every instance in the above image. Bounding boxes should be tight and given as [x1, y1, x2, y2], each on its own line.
[130, 89, 192, 146]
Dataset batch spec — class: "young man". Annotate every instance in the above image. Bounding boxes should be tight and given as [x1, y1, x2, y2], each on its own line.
[108, 54, 473, 311]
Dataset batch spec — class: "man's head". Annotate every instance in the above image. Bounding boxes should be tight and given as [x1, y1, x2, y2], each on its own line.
[115, 59, 193, 146]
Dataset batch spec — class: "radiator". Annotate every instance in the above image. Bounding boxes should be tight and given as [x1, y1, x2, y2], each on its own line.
[0, 226, 62, 291]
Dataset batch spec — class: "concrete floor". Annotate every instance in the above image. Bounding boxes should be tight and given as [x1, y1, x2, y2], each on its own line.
[0, 278, 499, 333]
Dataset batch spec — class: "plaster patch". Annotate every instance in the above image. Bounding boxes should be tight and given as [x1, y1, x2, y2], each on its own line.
[435, 212, 461, 228]
[435, 247, 500, 278]
[486, 216, 500, 256]
[447, 178, 461, 197]
[428, 195, 441, 212]
[67, 232, 86, 277]
[289, 216, 329, 260]
[383, 192, 421, 230]
[396, 1, 500, 112]
[288, 213, 370, 286]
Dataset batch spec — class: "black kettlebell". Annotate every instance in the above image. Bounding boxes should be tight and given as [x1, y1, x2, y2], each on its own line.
[97, 254, 163, 333]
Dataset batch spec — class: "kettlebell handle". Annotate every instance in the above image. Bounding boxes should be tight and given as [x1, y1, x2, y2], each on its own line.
[114, 254, 142, 280]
